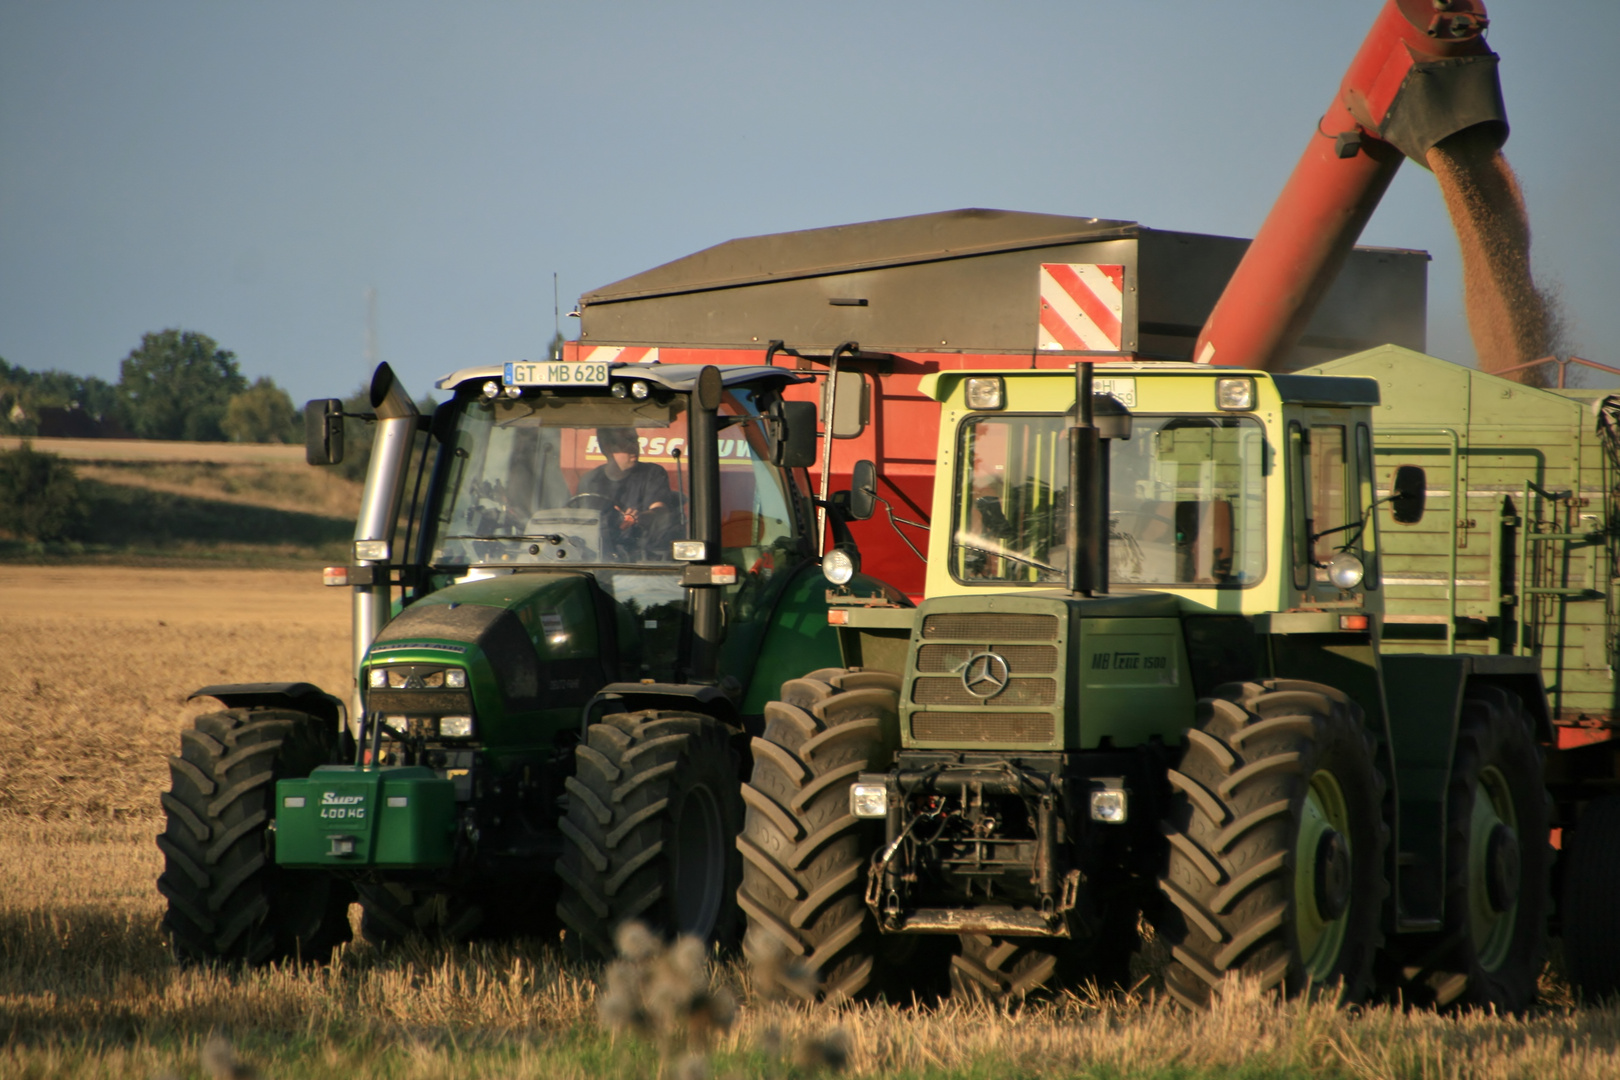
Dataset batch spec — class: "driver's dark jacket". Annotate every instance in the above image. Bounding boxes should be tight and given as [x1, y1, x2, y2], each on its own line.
[578, 461, 673, 514]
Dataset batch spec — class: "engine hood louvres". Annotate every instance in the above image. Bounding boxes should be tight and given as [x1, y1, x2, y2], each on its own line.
[907, 608, 1064, 749]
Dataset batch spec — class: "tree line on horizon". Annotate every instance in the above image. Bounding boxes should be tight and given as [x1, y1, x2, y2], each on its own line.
[0, 329, 301, 444]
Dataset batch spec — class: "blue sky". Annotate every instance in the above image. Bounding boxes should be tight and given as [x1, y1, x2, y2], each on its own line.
[3, 1, 1616, 404]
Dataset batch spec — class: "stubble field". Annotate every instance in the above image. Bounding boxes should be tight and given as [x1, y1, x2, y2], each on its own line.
[4, 566, 1620, 1079]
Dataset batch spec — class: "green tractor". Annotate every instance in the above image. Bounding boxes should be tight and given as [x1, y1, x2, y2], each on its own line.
[156, 358, 905, 963]
[740, 363, 1553, 1011]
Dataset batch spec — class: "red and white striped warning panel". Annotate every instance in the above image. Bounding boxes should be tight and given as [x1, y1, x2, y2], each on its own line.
[1038, 264, 1124, 352]
[568, 345, 661, 365]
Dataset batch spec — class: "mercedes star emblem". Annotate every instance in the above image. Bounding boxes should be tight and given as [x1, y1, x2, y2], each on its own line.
[959, 651, 1011, 699]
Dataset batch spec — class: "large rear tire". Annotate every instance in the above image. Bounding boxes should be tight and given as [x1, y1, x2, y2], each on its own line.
[1563, 794, 1620, 1000]
[1158, 680, 1388, 1007]
[1398, 684, 1549, 1013]
[157, 707, 354, 965]
[737, 668, 902, 1002]
[555, 710, 743, 958]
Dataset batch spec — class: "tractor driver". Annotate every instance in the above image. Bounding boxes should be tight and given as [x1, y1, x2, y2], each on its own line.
[579, 427, 675, 554]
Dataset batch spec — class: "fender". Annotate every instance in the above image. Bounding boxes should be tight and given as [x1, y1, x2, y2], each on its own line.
[189, 681, 348, 735]
[583, 682, 740, 734]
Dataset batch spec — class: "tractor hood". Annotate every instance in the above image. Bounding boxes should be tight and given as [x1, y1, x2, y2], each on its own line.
[368, 572, 608, 722]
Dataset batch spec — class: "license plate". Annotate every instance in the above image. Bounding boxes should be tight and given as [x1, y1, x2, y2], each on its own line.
[504, 361, 610, 387]
[1093, 377, 1136, 407]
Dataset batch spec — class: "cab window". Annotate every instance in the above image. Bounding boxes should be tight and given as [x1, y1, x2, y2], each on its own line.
[950, 413, 1266, 587]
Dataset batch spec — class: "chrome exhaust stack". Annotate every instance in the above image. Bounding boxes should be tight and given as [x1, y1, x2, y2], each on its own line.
[352, 363, 420, 706]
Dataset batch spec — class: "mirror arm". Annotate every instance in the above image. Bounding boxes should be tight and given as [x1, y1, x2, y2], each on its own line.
[1311, 491, 1407, 546]
[1307, 504, 1379, 565]
[866, 493, 927, 562]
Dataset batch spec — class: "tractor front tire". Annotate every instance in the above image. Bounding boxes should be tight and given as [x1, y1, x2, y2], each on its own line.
[1158, 680, 1388, 1008]
[1399, 684, 1549, 1013]
[950, 898, 1140, 1002]
[1563, 794, 1620, 1000]
[737, 668, 902, 1002]
[157, 707, 354, 965]
[951, 933, 1068, 1001]
[555, 710, 743, 958]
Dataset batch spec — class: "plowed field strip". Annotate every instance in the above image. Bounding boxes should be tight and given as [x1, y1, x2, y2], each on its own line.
[0, 566, 348, 625]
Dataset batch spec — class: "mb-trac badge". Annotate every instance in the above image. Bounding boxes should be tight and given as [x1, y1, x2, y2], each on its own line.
[959, 651, 1011, 699]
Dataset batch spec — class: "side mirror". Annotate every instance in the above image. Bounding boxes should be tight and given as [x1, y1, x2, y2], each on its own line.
[824, 369, 869, 439]
[771, 400, 819, 468]
[1391, 464, 1426, 524]
[304, 399, 344, 465]
[848, 459, 878, 521]
[1093, 393, 1132, 441]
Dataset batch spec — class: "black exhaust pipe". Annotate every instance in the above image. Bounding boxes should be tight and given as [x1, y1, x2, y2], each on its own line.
[684, 366, 725, 683]
[1068, 364, 1104, 597]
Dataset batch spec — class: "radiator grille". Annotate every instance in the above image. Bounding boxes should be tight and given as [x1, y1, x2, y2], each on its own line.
[911, 712, 1056, 743]
[912, 677, 1057, 706]
[917, 643, 1058, 674]
[366, 689, 473, 714]
[922, 613, 1059, 641]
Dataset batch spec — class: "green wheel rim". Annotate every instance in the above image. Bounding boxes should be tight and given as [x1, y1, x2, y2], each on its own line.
[1468, 765, 1518, 971]
[1295, 769, 1352, 980]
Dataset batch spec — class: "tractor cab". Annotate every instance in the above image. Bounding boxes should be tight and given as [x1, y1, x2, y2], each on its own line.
[261, 359, 897, 953]
[917, 364, 1388, 619]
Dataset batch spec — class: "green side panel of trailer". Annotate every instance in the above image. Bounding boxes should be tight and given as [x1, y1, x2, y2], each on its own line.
[1308, 347, 1618, 724]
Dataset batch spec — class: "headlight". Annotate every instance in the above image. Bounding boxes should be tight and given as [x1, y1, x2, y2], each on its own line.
[822, 547, 857, 585]
[849, 783, 888, 818]
[354, 539, 389, 561]
[445, 669, 467, 688]
[1090, 788, 1128, 823]
[1216, 377, 1254, 411]
[671, 540, 708, 561]
[1328, 551, 1366, 590]
[964, 377, 1004, 410]
[631, 380, 650, 400]
[368, 668, 388, 688]
[439, 716, 474, 738]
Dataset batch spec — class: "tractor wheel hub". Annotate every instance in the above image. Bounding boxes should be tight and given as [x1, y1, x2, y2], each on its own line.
[1314, 827, 1351, 922]
[1485, 822, 1520, 914]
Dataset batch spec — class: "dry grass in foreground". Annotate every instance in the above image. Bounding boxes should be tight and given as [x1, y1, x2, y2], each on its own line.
[3, 567, 1620, 1078]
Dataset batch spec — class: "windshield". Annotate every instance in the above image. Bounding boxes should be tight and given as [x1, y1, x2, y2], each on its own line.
[424, 384, 800, 570]
[1110, 415, 1266, 586]
[951, 413, 1266, 587]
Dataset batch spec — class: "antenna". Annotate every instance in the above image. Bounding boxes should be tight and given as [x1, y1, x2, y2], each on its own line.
[553, 272, 561, 359]
[364, 286, 379, 374]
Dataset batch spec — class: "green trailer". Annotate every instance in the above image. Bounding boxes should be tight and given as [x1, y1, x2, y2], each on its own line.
[1309, 346, 1620, 996]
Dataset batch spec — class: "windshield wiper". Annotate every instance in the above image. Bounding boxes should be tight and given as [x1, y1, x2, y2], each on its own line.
[953, 532, 1061, 574]
[444, 532, 565, 543]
